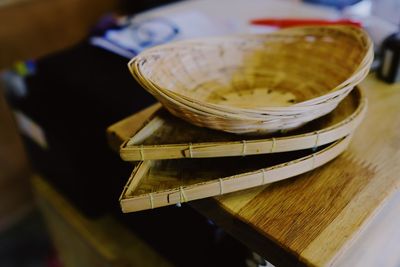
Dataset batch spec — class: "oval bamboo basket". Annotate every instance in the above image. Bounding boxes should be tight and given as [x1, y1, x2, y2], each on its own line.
[129, 26, 373, 134]
[120, 86, 366, 160]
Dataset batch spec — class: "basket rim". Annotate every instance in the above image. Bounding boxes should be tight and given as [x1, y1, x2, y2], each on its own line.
[128, 25, 373, 113]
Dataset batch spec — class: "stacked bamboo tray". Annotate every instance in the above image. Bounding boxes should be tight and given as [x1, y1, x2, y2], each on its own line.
[119, 26, 373, 212]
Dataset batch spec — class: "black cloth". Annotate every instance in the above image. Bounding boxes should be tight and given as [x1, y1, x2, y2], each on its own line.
[13, 42, 155, 216]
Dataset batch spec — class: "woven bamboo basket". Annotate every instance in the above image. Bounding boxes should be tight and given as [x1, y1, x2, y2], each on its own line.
[119, 135, 352, 212]
[120, 86, 366, 160]
[129, 26, 373, 134]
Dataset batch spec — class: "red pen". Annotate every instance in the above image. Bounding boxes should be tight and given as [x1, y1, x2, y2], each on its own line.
[250, 18, 362, 28]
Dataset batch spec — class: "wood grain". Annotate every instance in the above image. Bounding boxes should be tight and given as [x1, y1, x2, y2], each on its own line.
[107, 74, 400, 266]
[333, 190, 400, 267]
[235, 153, 375, 257]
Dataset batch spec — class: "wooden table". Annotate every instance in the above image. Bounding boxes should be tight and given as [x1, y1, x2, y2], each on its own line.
[107, 75, 400, 267]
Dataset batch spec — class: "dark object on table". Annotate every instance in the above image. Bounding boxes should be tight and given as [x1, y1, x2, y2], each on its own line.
[377, 32, 400, 84]
[121, 0, 184, 15]
[7, 42, 155, 218]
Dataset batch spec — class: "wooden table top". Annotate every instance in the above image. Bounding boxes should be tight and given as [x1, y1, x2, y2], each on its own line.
[107, 74, 400, 266]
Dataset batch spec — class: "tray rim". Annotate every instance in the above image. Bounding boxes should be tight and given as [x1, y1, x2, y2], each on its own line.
[120, 86, 366, 161]
[119, 135, 352, 213]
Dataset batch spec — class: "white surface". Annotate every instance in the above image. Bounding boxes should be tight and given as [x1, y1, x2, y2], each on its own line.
[94, 10, 233, 57]
[93, 0, 340, 59]
[371, 0, 400, 25]
[363, 15, 398, 48]
[135, 0, 339, 33]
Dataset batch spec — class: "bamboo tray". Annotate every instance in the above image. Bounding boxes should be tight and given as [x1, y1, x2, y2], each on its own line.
[119, 135, 351, 213]
[120, 86, 366, 161]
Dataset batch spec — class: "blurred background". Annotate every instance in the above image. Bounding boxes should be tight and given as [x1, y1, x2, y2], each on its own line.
[0, 0, 398, 266]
